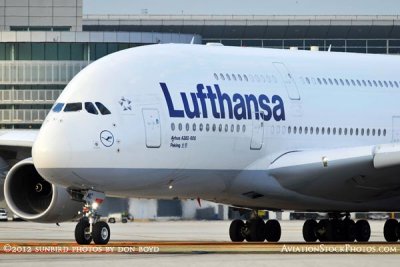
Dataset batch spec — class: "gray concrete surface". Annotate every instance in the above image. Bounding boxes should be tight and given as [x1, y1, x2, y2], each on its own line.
[0, 220, 397, 267]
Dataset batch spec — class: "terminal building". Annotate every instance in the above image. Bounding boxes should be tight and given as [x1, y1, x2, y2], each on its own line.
[1, 0, 399, 220]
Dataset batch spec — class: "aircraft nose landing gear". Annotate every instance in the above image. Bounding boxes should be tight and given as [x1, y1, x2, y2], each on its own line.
[74, 191, 110, 245]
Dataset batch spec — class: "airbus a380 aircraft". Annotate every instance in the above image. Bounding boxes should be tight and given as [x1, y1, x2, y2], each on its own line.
[2, 43, 400, 245]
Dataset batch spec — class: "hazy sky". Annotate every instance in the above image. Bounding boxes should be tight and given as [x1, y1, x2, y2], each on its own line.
[83, 0, 400, 15]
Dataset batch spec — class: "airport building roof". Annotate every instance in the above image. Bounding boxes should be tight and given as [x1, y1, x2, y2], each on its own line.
[83, 15, 400, 39]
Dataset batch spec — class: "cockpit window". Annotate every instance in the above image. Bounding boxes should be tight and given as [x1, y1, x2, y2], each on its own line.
[52, 103, 64, 113]
[64, 102, 82, 112]
[95, 102, 111, 115]
[85, 102, 99, 115]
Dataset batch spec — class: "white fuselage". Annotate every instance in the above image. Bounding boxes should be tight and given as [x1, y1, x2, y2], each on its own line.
[32, 44, 400, 212]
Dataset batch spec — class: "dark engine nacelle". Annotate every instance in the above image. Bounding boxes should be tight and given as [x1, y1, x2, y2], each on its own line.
[4, 158, 83, 223]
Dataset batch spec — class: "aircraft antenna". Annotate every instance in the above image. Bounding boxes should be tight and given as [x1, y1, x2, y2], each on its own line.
[328, 44, 332, 52]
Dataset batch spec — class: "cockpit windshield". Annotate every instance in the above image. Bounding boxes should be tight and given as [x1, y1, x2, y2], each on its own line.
[64, 103, 82, 112]
[85, 102, 98, 115]
[59, 102, 111, 115]
[52, 103, 65, 113]
[95, 102, 111, 115]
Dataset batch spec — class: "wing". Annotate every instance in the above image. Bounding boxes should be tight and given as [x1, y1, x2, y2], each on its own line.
[267, 143, 400, 203]
[0, 130, 38, 177]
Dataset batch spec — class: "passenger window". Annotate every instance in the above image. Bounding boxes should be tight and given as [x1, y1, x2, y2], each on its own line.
[389, 81, 394, 88]
[305, 127, 308, 134]
[85, 102, 99, 115]
[355, 128, 359, 136]
[351, 80, 356, 86]
[323, 78, 327, 85]
[288, 126, 292, 134]
[225, 124, 228, 132]
[214, 73, 219, 80]
[340, 79, 345, 86]
[310, 127, 313, 134]
[212, 124, 216, 132]
[299, 127, 303, 134]
[206, 124, 210, 132]
[317, 78, 322, 84]
[238, 74, 242, 81]
[64, 102, 82, 112]
[383, 129, 387, 136]
[236, 124, 240, 132]
[394, 81, 399, 88]
[367, 129, 370, 136]
[200, 123, 203, 132]
[186, 123, 190, 131]
[362, 80, 367, 86]
[244, 75, 248, 82]
[95, 102, 111, 115]
[373, 80, 378, 87]
[361, 128, 365, 136]
[339, 128, 342, 135]
[178, 123, 182, 131]
[321, 127, 325, 135]
[192, 123, 196, 131]
[378, 129, 381, 136]
[294, 126, 297, 134]
[350, 128, 353, 135]
[327, 127, 331, 135]
[306, 77, 311, 84]
[52, 103, 65, 113]
[346, 80, 350, 86]
[372, 129, 376, 136]
[384, 81, 388, 87]
[334, 79, 339, 85]
[219, 124, 222, 132]
[316, 127, 319, 135]
[220, 73, 225, 80]
[344, 128, 348, 135]
[333, 128, 336, 135]
[378, 81, 383, 87]
[226, 74, 231, 81]
[231, 124, 234, 132]
[242, 125, 246, 133]
[357, 80, 361, 86]
[232, 74, 237, 81]
[368, 80, 372, 87]
[171, 123, 175, 131]
[328, 78, 333, 85]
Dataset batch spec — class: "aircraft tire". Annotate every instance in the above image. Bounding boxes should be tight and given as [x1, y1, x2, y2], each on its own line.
[265, 219, 281, 242]
[302, 219, 318, 242]
[355, 220, 370, 242]
[75, 218, 92, 245]
[229, 219, 245, 242]
[92, 221, 111, 245]
[384, 219, 399, 242]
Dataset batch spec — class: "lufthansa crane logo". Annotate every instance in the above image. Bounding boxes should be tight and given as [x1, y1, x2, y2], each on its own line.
[100, 130, 114, 147]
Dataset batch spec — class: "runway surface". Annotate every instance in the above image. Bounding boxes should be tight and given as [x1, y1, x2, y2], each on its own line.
[0, 220, 399, 266]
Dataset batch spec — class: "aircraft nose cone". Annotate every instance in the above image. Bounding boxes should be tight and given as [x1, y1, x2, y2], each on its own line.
[32, 123, 71, 178]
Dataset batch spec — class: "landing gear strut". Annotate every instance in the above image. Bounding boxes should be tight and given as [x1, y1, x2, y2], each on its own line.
[229, 212, 281, 242]
[74, 190, 110, 245]
[302, 213, 370, 242]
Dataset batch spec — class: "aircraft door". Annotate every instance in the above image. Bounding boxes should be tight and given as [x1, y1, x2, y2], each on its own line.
[142, 108, 161, 148]
[273, 62, 300, 100]
[250, 113, 264, 150]
[392, 116, 400, 142]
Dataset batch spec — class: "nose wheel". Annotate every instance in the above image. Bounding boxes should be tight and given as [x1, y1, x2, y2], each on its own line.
[74, 190, 111, 245]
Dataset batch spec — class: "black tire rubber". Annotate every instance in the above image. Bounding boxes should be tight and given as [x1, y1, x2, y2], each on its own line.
[355, 220, 371, 242]
[317, 219, 333, 242]
[92, 221, 111, 245]
[265, 219, 281, 242]
[343, 219, 356, 242]
[247, 218, 265, 242]
[75, 219, 92, 245]
[384, 219, 399, 242]
[303, 219, 318, 242]
[229, 219, 245, 242]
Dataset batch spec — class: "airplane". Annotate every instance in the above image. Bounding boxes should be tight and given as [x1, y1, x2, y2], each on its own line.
[2, 42, 400, 245]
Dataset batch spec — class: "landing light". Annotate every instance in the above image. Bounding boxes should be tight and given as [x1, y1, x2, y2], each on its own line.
[92, 202, 99, 210]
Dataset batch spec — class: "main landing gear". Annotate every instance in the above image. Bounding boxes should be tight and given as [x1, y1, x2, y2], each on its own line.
[302, 214, 371, 242]
[229, 213, 281, 242]
[74, 191, 111, 245]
